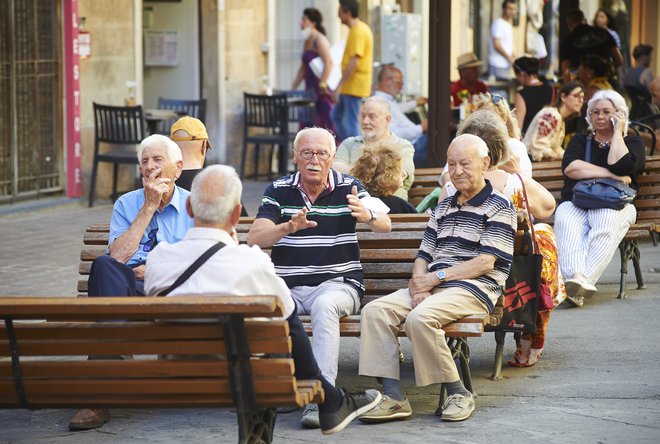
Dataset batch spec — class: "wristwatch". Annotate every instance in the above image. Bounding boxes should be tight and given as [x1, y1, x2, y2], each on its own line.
[436, 270, 447, 284]
[367, 209, 377, 223]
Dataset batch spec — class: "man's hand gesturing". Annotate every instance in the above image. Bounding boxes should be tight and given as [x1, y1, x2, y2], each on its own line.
[346, 185, 370, 223]
[142, 168, 171, 209]
[286, 208, 318, 234]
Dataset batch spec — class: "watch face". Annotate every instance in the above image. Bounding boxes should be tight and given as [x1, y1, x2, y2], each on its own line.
[436, 270, 446, 280]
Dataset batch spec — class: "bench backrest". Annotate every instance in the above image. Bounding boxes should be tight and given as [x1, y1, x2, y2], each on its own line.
[79, 215, 431, 306]
[0, 296, 324, 409]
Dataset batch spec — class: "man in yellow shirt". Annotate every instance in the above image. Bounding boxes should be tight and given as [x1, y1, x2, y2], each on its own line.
[332, 0, 373, 142]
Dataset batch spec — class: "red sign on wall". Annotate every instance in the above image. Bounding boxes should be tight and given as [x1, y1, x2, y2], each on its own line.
[64, 0, 82, 197]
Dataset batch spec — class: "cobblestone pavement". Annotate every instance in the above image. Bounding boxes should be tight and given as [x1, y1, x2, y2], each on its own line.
[1, 188, 660, 443]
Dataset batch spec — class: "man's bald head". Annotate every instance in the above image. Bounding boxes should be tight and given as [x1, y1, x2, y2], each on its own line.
[189, 165, 242, 226]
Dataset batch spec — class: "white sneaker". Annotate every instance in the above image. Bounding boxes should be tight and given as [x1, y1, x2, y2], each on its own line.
[565, 278, 597, 302]
[358, 395, 412, 423]
[441, 393, 475, 422]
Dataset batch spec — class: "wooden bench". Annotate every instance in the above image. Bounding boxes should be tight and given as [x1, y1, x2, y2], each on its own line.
[0, 296, 323, 443]
[79, 214, 490, 414]
[531, 154, 660, 299]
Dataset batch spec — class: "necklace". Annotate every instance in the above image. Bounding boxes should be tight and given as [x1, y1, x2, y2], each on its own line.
[594, 135, 611, 150]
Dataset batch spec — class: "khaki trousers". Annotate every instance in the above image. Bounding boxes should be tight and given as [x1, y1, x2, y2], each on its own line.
[359, 287, 488, 386]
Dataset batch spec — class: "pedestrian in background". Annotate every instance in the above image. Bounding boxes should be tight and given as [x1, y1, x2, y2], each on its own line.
[291, 8, 337, 134]
[332, 0, 373, 142]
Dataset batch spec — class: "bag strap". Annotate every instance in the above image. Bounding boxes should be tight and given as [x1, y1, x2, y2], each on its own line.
[515, 173, 539, 254]
[157, 241, 226, 296]
[585, 134, 593, 164]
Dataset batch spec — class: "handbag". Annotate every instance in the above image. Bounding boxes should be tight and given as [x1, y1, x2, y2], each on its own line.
[572, 135, 636, 210]
[492, 175, 542, 333]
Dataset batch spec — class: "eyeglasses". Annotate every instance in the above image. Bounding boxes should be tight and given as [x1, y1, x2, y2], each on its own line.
[297, 149, 333, 161]
[491, 94, 504, 105]
[143, 227, 158, 252]
[590, 109, 613, 117]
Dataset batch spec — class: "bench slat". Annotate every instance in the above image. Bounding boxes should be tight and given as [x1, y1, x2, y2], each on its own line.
[0, 296, 284, 319]
[0, 393, 313, 409]
[0, 320, 287, 342]
[0, 359, 294, 379]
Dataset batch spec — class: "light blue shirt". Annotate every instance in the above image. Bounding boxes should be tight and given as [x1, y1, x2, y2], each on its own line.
[109, 185, 193, 266]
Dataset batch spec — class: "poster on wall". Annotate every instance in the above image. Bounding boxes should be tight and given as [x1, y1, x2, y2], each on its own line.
[144, 30, 179, 66]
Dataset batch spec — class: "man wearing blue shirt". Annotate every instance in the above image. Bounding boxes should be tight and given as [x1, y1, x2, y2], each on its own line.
[69, 134, 193, 430]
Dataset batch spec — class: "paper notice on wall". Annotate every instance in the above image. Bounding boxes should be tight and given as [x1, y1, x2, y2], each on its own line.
[144, 30, 179, 66]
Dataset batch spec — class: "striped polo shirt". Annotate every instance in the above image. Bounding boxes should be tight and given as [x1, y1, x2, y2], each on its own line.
[417, 180, 516, 311]
[255, 169, 367, 296]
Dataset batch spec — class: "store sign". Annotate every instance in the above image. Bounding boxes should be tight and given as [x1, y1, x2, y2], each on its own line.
[64, 0, 82, 197]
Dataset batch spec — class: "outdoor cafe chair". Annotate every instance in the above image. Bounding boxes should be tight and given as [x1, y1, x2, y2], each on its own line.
[88, 103, 146, 207]
[156, 97, 207, 134]
[241, 92, 289, 179]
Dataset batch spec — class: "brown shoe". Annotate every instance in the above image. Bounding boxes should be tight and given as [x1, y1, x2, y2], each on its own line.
[68, 408, 109, 430]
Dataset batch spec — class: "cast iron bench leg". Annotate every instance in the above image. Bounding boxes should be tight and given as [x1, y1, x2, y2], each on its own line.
[631, 240, 646, 290]
[490, 331, 506, 380]
[618, 241, 630, 299]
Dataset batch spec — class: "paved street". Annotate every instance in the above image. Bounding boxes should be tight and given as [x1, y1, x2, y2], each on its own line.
[1, 186, 660, 443]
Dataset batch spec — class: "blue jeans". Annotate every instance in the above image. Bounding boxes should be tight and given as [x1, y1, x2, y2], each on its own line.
[332, 94, 362, 142]
[413, 134, 428, 168]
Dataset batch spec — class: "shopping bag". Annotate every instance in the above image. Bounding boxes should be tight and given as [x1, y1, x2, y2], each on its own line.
[498, 245, 542, 333]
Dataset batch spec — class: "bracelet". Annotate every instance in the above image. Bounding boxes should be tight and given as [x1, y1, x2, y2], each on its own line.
[367, 209, 377, 223]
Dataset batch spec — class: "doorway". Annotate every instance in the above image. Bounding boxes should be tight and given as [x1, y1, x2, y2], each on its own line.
[142, 0, 201, 110]
[0, 0, 62, 203]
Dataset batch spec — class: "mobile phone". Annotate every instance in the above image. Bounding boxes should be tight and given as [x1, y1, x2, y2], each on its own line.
[611, 117, 616, 127]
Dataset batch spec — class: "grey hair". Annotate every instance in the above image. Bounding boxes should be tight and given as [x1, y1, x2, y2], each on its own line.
[457, 110, 509, 167]
[293, 127, 337, 153]
[189, 165, 242, 224]
[585, 89, 629, 134]
[137, 134, 183, 163]
[451, 133, 489, 157]
[363, 95, 392, 117]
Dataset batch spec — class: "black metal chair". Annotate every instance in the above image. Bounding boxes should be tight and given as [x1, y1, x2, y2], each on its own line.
[629, 120, 656, 156]
[274, 89, 316, 129]
[156, 97, 207, 134]
[88, 103, 146, 207]
[241, 93, 289, 179]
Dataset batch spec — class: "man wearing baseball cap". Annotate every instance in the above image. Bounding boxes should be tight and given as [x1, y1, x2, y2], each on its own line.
[450, 53, 489, 107]
[170, 116, 248, 216]
[170, 116, 211, 191]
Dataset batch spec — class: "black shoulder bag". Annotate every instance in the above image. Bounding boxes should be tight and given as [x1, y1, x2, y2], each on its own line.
[157, 242, 226, 296]
[572, 135, 636, 210]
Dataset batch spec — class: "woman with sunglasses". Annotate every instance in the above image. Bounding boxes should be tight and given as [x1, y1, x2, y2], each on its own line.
[554, 90, 645, 307]
[472, 93, 532, 176]
[441, 110, 562, 367]
[523, 81, 585, 161]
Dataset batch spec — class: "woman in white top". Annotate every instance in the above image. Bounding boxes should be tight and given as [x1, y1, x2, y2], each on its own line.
[442, 110, 564, 367]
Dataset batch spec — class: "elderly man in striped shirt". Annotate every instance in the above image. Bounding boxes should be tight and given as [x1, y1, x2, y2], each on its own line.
[247, 127, 392, 428]
[358, 134, 516, 423]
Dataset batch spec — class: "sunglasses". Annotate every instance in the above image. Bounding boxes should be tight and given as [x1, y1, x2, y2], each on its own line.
[492, 95, 504, 105]
[143, 227, 159, 252]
